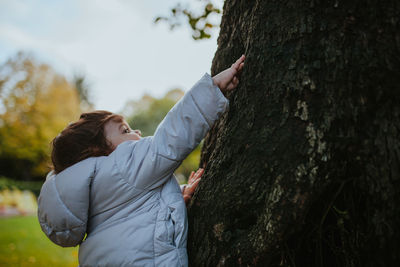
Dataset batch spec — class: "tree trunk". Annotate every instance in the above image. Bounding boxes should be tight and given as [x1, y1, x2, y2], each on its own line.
[187, 0, 400, 266]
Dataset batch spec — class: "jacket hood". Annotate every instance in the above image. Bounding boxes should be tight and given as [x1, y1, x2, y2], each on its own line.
[37, 157, 96, 247]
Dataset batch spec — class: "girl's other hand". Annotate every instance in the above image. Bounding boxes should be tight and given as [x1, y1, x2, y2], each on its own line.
[182, 168, 204, 205]
[212, 55, 245, 93]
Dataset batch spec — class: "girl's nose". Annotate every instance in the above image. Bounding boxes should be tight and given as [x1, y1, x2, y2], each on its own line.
[135, 130, 142, 136]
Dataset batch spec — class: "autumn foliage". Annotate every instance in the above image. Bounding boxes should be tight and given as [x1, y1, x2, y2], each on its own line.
[0, 53, 82, 180]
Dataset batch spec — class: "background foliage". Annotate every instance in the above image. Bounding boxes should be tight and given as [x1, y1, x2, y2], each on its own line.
[125, 88, 202, 180]
[0, 52, 82, 180]
[155, 0, 222, 40]
[0, 177, 42, 197]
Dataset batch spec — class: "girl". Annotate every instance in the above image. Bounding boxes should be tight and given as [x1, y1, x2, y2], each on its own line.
[38, 55, 245, 266]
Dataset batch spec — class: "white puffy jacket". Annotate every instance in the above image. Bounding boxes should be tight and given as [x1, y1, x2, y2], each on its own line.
[37, 73, 228, 267]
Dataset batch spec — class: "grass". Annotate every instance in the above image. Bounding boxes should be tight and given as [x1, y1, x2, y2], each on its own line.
[0, 215, 78, 266]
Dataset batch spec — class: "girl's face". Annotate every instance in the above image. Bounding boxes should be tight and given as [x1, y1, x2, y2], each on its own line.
[104, 118, 141, 150]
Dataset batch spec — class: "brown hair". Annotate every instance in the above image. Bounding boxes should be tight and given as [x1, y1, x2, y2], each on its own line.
[51, 110, 123, 174]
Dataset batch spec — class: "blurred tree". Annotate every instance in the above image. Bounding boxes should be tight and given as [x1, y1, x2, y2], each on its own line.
[126, 92, 178, 137]
[155, 0, 222, 40]
[73, 73, 94, 111]
[124, 88, 200, 180]
[0, 52, 81, 180]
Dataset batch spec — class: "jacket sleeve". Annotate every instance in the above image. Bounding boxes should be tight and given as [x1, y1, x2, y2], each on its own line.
[115, 73, 228, 189]
[37, 159, 95, 247]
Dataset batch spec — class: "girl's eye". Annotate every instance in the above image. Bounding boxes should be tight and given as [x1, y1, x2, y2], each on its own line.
[123, 128, 130, 133]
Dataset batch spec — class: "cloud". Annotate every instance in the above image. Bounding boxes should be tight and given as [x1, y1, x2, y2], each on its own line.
[0, 0, 219, 112]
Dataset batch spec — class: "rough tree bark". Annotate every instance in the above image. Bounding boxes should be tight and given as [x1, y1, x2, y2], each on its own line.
[187, 0, 400, 266]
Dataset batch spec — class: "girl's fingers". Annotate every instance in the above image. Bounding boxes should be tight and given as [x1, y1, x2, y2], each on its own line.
[192, 177, 201, 187]
[187, 178, 201, 194]
[227, 76, 240, 91]
[190, 178, 201, 193]
[233, 55, 246, 70]
[231, 65, 239, 75]
[226, 82, 235, 91]
[235, 63, 244, 77]
[188, 171, 195, 183]
[235, 55, 245, 65]
[195, 168, 204, 178]
[238, 62, 244, 72]
[189, 168, 204, 184]
[192, 172, 201, 181]
[232, 62, 240, 71]
[229, 77, 239, 89]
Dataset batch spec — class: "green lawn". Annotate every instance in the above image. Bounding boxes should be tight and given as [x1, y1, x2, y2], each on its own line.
[0, 216, 78, 266]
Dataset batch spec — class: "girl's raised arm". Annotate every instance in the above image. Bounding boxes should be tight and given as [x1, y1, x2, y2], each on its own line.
[115, 55, 245, 190]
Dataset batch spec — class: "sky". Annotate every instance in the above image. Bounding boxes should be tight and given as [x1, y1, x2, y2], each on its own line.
[0, 0, 221, 113]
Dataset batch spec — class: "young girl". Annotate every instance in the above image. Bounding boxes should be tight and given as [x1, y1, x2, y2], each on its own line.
[38, 55, 245, 266]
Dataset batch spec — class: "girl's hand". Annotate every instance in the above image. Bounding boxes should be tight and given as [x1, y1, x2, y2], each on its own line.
[182, 168, 204, 205]
[212, 55, 245, 93]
